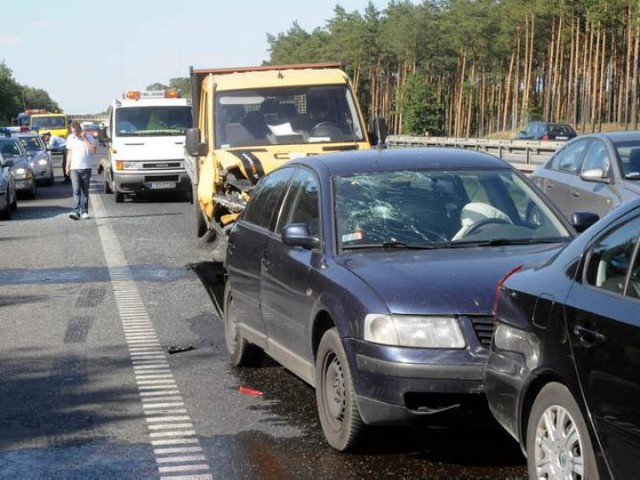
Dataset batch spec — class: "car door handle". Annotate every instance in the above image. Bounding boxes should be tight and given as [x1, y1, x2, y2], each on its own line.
[573, 325, 606, 347]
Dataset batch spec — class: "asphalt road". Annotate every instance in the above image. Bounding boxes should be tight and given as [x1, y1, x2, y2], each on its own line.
[0, 147, 528, 479]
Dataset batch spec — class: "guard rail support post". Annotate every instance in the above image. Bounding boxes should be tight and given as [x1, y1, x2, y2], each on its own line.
[498, 146, 503, 159]
[526, 147, 531, 165]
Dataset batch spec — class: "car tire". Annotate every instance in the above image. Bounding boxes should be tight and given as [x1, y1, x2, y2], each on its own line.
[526, 382, 598, 479]
[47, 170, 55, 186]
[193, 184, 207, 237]
[0, 188, 11, 220]
[315, 328, 365, 452]
[104, 171, 113, 194]
[26, 181, 36, 199]
[115, 191, 124, 203]
[223, 284, 264, 367]
[10, 190, 17, 211]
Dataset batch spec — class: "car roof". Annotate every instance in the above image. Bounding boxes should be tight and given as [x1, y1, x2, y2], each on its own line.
[288, 147, 512, 177]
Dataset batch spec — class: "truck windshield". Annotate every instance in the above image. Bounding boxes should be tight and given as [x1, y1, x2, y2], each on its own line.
[115, 106, 193, 137]
[31, 116, 66, 129]
[214, 85, 365, 148]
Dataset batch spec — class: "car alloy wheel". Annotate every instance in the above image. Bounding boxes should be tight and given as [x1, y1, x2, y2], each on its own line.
[315, 328, 365, 451]
[527, 383, 598, 479]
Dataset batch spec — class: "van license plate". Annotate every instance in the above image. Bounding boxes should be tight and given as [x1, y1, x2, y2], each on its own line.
[149, 182, 176, 189]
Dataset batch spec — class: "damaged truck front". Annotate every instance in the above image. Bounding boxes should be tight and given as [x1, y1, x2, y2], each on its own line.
[184, 63, 382, 260]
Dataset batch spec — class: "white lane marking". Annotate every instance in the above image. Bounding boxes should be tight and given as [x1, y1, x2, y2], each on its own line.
[159, 475, 212, 480]
[92, 194, 211, 478]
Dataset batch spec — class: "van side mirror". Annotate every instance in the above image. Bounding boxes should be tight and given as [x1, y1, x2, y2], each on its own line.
[186, 128, 206, 156]
[368, 117, 387, 147]
[98, 126, 109, 143]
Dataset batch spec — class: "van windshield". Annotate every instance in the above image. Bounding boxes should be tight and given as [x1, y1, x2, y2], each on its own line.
[115, 106, 193, 137]
[213, 85, 365, 148]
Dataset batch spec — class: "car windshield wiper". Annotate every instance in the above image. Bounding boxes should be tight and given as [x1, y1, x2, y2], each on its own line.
[342, 241, 440, 251]
[451, 237, 568, 247]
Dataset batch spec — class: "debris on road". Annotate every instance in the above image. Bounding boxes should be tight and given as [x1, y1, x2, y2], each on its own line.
[167, 345, 196, 354]
[238, 386, 263, 396]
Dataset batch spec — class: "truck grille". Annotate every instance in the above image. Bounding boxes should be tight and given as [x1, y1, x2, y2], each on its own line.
[468, 316, 495, 349]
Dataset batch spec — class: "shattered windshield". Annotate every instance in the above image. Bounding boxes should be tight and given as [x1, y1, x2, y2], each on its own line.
[213, 85, 365, 148]
[334, 169, 571, 250]
[115, 106, 192, 137]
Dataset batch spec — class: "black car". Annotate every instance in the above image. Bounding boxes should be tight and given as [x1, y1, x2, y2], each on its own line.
[192, 148, 577, 451]
[486, 199, 640, 479]
[515, 121, 577, 141]
[0, 136, 36, 199]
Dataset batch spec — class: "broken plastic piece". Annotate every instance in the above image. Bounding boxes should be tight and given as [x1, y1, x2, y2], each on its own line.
[167, 345, 196, 354]
[238, 386, 263, 396]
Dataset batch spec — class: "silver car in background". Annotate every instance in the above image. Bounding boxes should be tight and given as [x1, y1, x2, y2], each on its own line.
[16, 133, 55, 186]
[531, 131, 640, 219]
[0, 152, 17, 219]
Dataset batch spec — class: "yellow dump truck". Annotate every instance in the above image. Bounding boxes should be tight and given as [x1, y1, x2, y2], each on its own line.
[185, 63, 383, 254]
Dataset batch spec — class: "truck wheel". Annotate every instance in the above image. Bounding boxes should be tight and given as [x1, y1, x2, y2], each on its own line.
[193, 185, 207, 237]
[103, 171, 112, 194]
[115, 191, 124, 203]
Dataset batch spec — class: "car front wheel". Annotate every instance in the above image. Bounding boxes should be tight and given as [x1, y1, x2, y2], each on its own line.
[223, 284, 264, 367]
[526, 382, 599, 479]
[315, 328, 365, 451]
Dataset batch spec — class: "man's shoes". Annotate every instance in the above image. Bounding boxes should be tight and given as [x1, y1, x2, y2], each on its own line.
[81, 212, 90, 220]
[69, 212, 80, 220]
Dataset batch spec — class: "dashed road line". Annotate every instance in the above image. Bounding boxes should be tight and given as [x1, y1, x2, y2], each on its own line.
[92, 194, 212, 480]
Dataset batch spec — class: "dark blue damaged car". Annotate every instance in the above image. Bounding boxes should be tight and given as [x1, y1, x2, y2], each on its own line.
[190, 147, 577, 451]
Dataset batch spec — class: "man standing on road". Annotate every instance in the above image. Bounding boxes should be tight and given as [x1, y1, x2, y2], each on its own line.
[66, 120, 97, 220]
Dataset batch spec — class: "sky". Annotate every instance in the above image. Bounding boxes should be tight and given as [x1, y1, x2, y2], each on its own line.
[1, 0, 403, 114]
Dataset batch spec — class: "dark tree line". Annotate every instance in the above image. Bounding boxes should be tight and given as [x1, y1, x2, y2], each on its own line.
[0, 62, 60, 124]
[266, 0, 640, 137]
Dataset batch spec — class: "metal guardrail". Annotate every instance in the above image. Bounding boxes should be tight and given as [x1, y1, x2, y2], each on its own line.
[386, 135, 564, 172]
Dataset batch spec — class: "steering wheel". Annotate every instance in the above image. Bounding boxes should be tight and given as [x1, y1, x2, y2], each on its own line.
[463, 217, 512, 236]
[310, 122, 343, 137]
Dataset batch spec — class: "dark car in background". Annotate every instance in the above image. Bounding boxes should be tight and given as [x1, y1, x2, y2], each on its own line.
[485, 198, 640, 479]
[16, 132, 54, 186]
[531, 131, 640, 220]
[515, 121, 577, 141]
[0, 136, 36, 199]
[0, 151, 17, 219]
[192, 148, 577, 451]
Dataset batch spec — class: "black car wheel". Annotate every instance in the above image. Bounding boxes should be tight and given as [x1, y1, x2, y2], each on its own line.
[10, 190, 17, 211]
[526, 382, 598, 479]
[115, 191, 124, 203]
[315, 328, 365, 451]
[223, 284, 264, 367]
[0, 188, 11, 220]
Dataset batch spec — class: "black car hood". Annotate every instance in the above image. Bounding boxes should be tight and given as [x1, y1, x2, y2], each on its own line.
[337, 243, 563, 316]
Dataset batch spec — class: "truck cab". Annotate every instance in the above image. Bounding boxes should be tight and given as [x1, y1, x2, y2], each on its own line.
[101, 89, 193, 202]
[30, 112, 68, 138]
[185, 63, 378, 248]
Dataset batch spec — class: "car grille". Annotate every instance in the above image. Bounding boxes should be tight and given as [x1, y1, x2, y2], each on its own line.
[468, 316, 495, 348]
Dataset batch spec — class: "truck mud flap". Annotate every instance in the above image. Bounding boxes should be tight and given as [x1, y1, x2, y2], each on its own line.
[187, 261, 226, 319]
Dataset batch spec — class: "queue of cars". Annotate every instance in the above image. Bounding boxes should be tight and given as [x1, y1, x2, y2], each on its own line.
[0, 127, 60, 220]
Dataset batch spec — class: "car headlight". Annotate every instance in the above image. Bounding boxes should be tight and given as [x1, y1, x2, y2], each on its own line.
[38, 159, 48, 166]
[364, 314, 466, 348]
[15, 168, 26, 175]
[493, 323, 540, 370]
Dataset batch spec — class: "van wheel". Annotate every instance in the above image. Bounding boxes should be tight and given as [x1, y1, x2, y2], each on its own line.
[115, 191, 124, 203]
[223, 284, 264, 367]
[193, 185, 207, 237]
[526, 383, 598, 479]
[104, 172, 113, 194]
[316, 328, 365, 451]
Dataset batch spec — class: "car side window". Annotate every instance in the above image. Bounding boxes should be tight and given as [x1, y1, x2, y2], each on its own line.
[277, 169, 320, 237]
[581, 141, 610, 174]
[550, 140, 589, 173]
[242, 167, 295, 230]
[585, 217, 640, 296]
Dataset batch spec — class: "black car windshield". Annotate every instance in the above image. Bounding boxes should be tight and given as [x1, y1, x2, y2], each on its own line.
[213, 85, 365, 148]
[334, 169, 571, 250]
[115, 106, 192, 137]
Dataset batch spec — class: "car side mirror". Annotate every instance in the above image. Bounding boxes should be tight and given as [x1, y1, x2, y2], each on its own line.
[186, 128, 206, 156]
[571, 211, 600, 233]
[281, 223, 320, 249]
[98, 126, 109, 143]
[580, 168, 609, 183]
